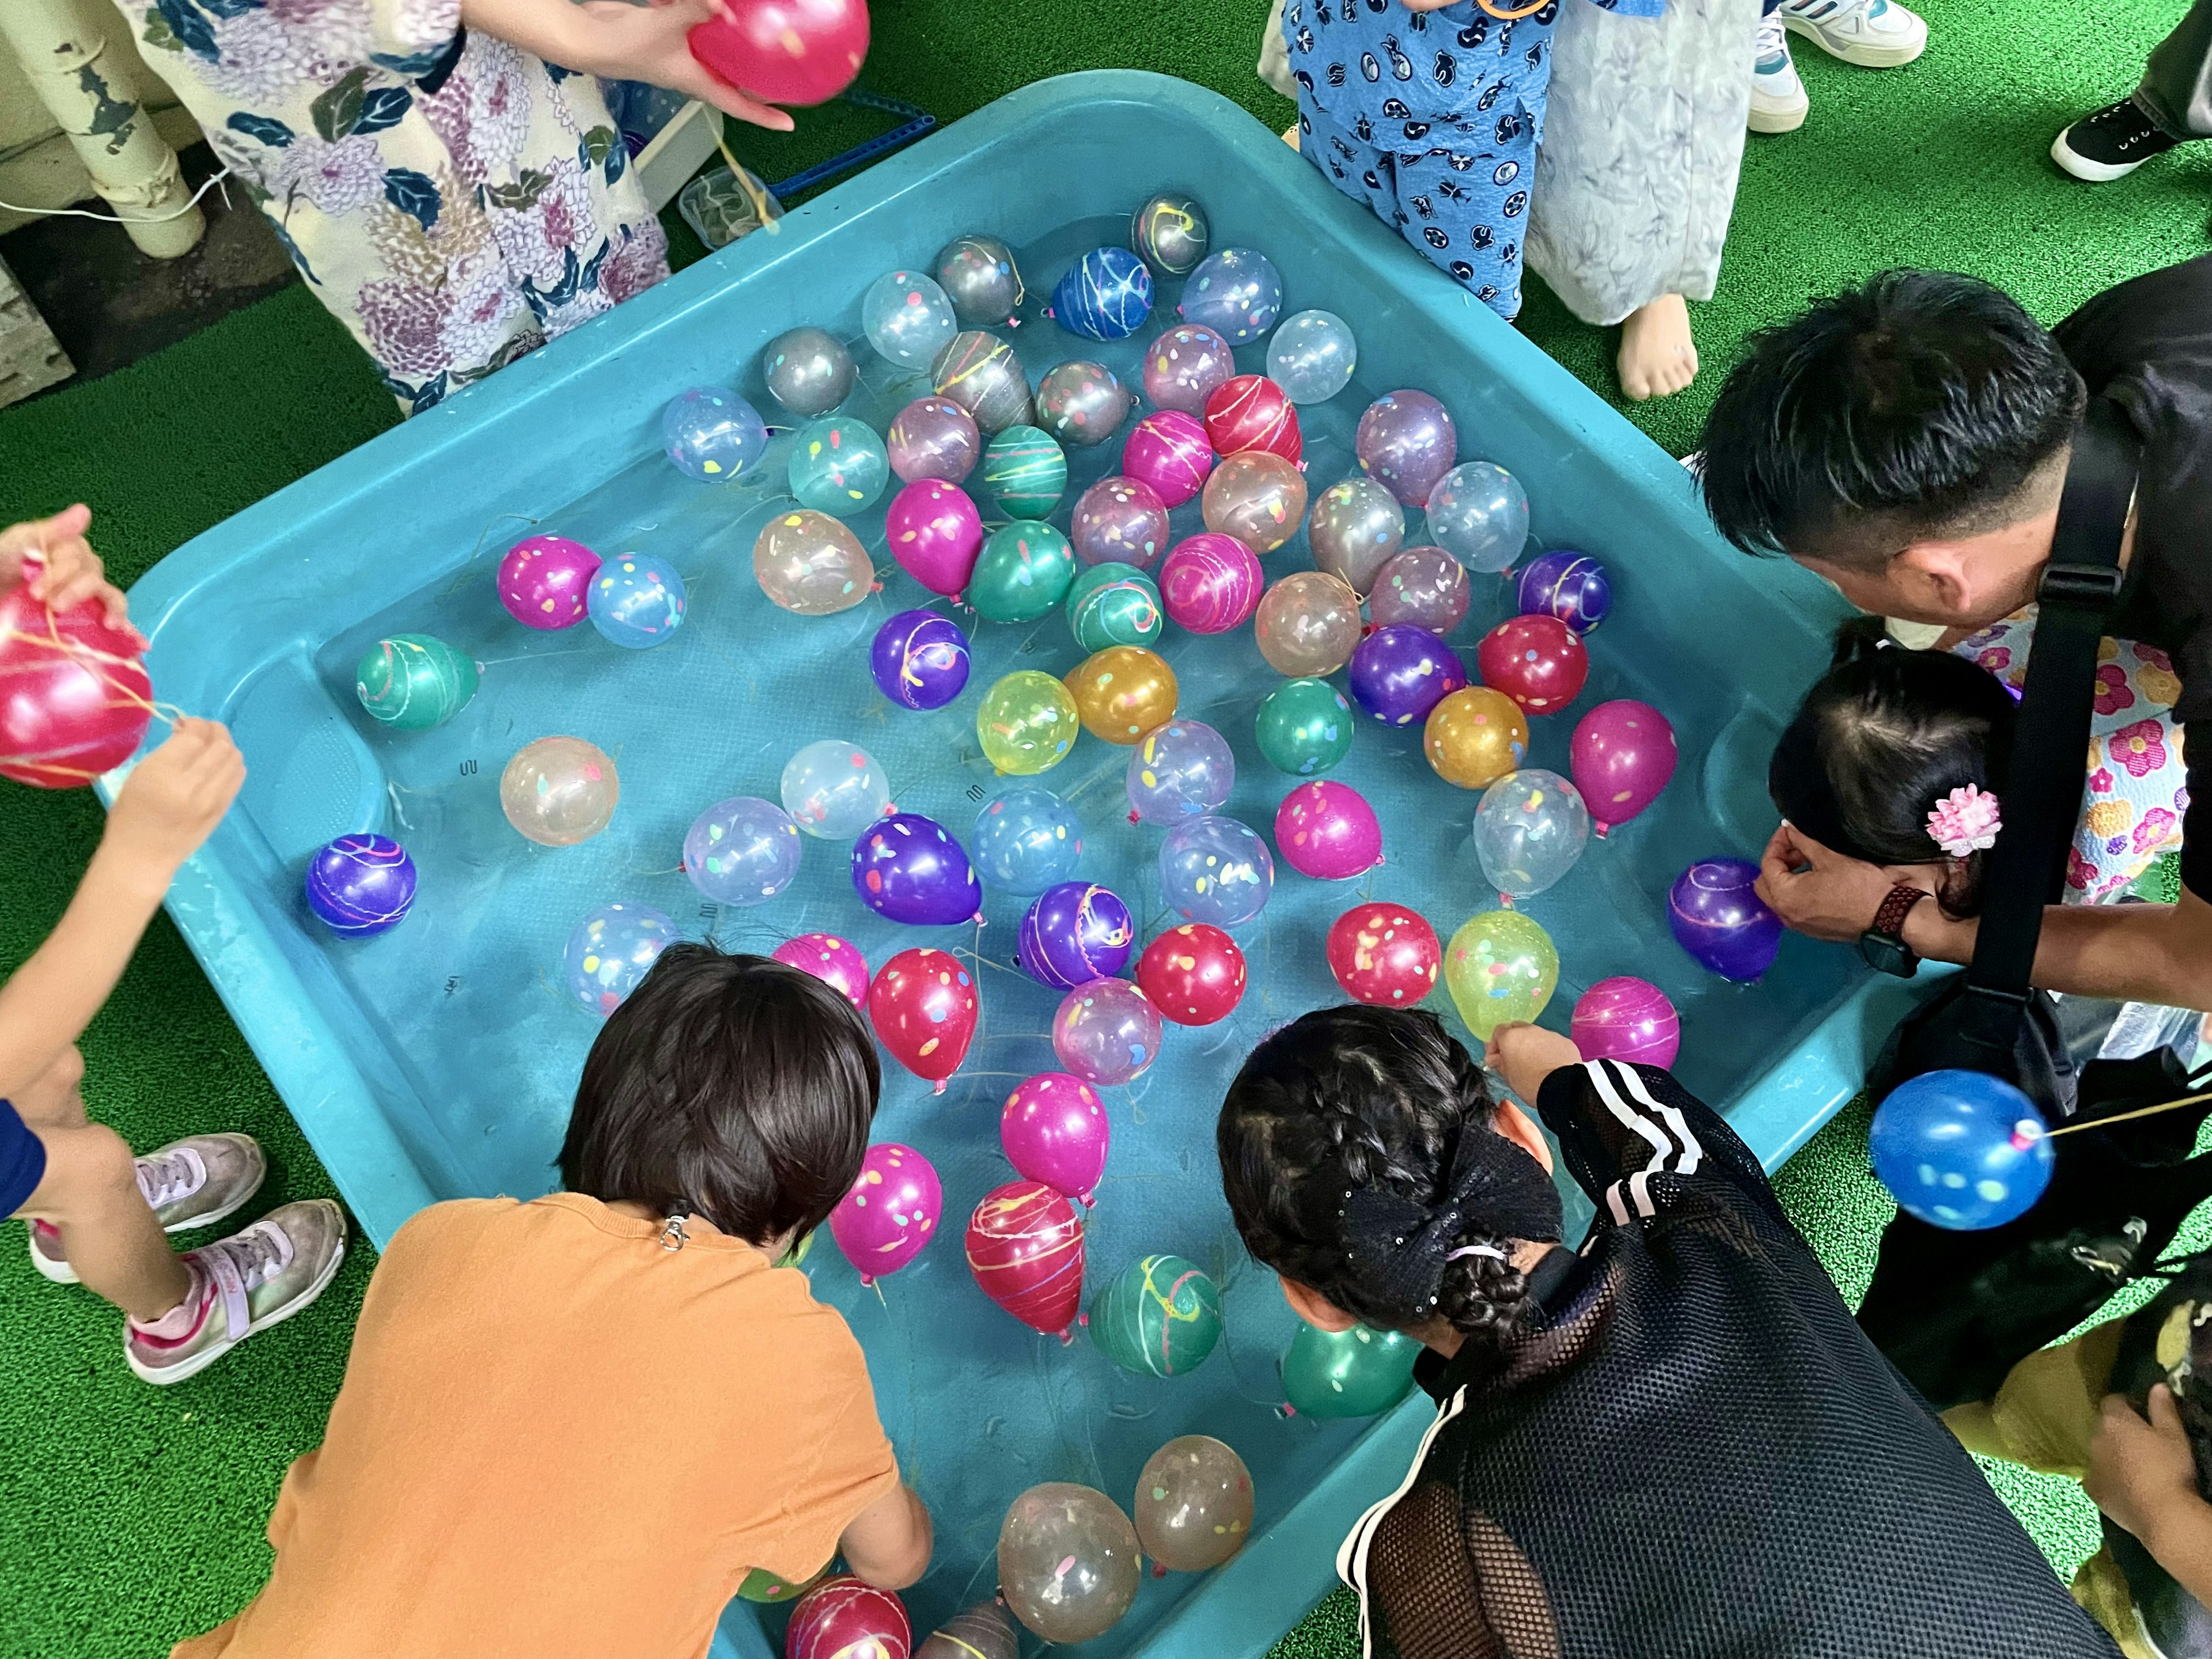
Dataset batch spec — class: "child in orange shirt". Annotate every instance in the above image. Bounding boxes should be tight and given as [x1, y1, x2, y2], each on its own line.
[172, 945, 931, 1659]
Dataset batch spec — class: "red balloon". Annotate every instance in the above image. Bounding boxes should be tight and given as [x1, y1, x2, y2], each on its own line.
[1136, 923, 1247, 1026]
[1476, 614, 1588, 715]
[1203, 374, 1302, 464]
[866, 947, 978, 1093]
[965, 1179, 1086, 1341]
[690, 0, 870, 107]
[0, 585, 152, 788]
[1326, 904, 1441, 1006]
[785, 1574, 911, 1659]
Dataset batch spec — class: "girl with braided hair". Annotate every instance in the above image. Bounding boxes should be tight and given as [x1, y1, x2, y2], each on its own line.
[1217, 1007, 2123, 1659]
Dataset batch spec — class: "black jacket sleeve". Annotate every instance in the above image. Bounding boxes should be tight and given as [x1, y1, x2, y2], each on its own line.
[1532, 1059, 1788, 1230]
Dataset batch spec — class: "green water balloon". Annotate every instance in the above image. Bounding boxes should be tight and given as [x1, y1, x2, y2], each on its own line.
[355, 634, 479, 731]
[982, 423, 1069, 519]
[1065, 561, 1164, 653]
[1089, 1254, 1224, 1377]
[970, 520, 1077, 624]
[787, 416, 890, 516]
[1255, 677, 1354, 777]
[1282, 1322, 1421, 1418]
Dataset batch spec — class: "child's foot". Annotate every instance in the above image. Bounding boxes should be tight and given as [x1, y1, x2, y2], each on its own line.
[125, 1199, 346, 1385]
[29, 1132, 266, 1285]
[1618, 295, 1698, 402]
[1749, 11, 1809, 133]
[1282, 123, 1300, 151]
[1777, 0, 1926, 67]
[2052, 100, 2183, 182]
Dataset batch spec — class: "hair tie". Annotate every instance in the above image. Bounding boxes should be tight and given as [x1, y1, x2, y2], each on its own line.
[1445, 1244, 1508, 1264]
[1341, 1124, 1562, 1317]
[1927, 783, 2001, 859]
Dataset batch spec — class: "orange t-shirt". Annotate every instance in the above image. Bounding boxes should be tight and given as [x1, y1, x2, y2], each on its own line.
[172, 1193, 900, 1659]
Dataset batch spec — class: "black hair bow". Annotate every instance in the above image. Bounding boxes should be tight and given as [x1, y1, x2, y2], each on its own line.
[1343, 1122, 1563, 1316]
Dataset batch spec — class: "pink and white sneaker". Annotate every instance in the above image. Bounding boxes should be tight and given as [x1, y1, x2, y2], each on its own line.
[125, 1199, 347, 1385]
[30, 1131, 266, 1285]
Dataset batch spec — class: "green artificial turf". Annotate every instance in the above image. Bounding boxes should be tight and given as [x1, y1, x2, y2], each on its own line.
[0, 0, 2206, 1652]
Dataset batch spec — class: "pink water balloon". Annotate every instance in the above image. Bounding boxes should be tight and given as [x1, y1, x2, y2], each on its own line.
[1273, 780, 1384, 880]
[771, 933, 870, 1008]
[1570, 976, 1681, 1068]
[1000, 1071, 1112, 1206]
[498, 535, 601, 630]
[1160, 533, 1263, 634]
[1142, 324, 1236, 416]
[885, 478, 984, 597]
[828, 1142, 943, 1286]
[1122, 410, 1215, 507]
[1570, 699, 1678, 836]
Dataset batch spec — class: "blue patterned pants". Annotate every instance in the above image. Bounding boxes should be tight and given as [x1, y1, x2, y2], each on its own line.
[1296, 92, 1541, 320]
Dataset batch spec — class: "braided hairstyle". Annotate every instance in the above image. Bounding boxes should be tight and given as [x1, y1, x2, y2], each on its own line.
[1217, 1005, 1552, 1356]
[1767, 617, 2018, 918]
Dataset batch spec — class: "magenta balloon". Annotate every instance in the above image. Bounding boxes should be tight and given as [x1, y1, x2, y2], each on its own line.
[1355, 390, 1458, 508]
[1570, 699, 1679, 834]
[888, 395, 982, 484]
[1000, 1071, 1112, 1205]
[771, 933, 870, 1008]
[1570, 976, 1681, 1069]
[1160, 533, 1264, 634]
[1122, 410, 1215, 508]
[829, 1142, 943, 1285]
[1142, 324, 1236, 416]
[1368, 546, 1471, 635]
[1071, 475, 1171, 570]
[1272, 779, 1384, 880]
[885, 479, 984, 597]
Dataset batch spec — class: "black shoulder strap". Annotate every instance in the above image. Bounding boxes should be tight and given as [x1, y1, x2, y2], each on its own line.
[1956, 397, 2139, 1050]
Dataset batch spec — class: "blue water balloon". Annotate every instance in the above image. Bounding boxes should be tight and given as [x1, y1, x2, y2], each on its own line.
[683, 797, 802, 906]
[563, 902, 678, 1016]
[1159, 815, 1274, 928]
[586, 552, 687, 649]
[1177, 248, 1282, 345]
[304, 834, 416, 937]
[662, 387, 767, 482]
[1870, 1070, 2054, 1230]
[971, 786, 1084, 894]
[1052, 247, 1154, 342]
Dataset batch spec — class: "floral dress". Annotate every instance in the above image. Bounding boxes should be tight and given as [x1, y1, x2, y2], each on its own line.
[120, 0, 671, 412]
[1954, 611, 2190, 903]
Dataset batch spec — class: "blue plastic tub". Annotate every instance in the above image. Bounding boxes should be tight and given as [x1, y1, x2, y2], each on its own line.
[111, 71, 1931, 1658]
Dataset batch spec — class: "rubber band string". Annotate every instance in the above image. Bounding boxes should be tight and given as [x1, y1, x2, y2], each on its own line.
[1474, 0, 1551, 18]
[2045, 1089, 2212, 1138]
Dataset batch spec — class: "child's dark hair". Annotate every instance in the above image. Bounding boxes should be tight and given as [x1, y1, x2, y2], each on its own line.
[558, 944, 878, 1246]
[1767, 618, 2018, 918]
[1217, 1006, 1562, 1357]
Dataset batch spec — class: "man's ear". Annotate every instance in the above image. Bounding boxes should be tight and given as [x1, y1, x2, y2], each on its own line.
[1281, 1277, 1361, 1332]
[1888, 542, 1974, 616]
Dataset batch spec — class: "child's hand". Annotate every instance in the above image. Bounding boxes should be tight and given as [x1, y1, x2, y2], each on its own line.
[0, 506, 137, 637]
[102, 719, 247, 881]
[1484, 1022, 1582, 1104]
[2088, 1387, 2207, 1547]
[459, 0, 796, 130]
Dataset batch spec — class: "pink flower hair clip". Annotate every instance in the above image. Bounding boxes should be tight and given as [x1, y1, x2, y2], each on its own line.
[1927, 785, 2002, 859]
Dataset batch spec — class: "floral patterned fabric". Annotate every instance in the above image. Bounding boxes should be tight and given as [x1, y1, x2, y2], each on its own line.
[1955, 610, 2189, 904]
[120, 0, 671, 413]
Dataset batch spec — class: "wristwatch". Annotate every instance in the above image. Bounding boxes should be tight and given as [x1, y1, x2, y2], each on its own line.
[1859, 884, 1930, 978]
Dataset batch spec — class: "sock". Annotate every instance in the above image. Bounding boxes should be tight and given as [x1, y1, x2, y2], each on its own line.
[129, 1258, 211, 1341]
[29, 1219, 65, 1260]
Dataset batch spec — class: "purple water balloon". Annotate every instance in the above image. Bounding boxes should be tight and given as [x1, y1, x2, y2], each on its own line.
[870, 609, 971, 711]
[1355, 390, 1458, 508]
[1517, 549, 1612, 635]
[1071, 475, 1171, 569]
[887, 395, 981, 484]
[853, 812, 984, 926]
[1668, 858, 1782, 982]
[1346, 624, 1469, 726]
[1016, 881, 1135, 990]
[1368, 546, 1471, 635]
[1142, 324, 1236, 416]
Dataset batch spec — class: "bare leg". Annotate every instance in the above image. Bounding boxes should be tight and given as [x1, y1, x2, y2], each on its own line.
[1618, 294, 1700, 401]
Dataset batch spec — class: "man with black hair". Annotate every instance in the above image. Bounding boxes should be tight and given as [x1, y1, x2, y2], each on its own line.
[1696, 259, 2212, 1012]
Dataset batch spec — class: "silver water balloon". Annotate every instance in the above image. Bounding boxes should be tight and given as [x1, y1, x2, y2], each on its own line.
[931, 329, 1033, 434]
[918, 1601, 1018, 1659]
[934, 232, 1025, 327]
[1308, 476, 1407, 596]
[1036, 359, 1134, 447]
[1131, 191, 1210, 276]
[1426, 460, 1531, 574]
[759, 325, 855, 418]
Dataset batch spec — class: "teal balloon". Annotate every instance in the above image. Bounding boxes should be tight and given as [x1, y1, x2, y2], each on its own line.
[1255, 678, 1354, 776]
[970, 521, 1077, 624]
[355, 634, 479, 730]
[1089, 1255, 1223, 1377]
[1065, 562, 1163, 652]
[982, 424, 1069, 519]
[1282, 1323, 1421, 1418]
[788, 416, 890, 516]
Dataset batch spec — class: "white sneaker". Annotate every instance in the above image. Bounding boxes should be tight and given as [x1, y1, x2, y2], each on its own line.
[29, 1132, 267, 1286]
[1778, 0, 1927, 67]
[1749, 11, 1809, 133]
[125, 1199, 347, 1385]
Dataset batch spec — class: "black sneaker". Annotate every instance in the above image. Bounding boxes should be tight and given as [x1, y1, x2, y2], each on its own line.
[2052, 99, 2183, 181]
